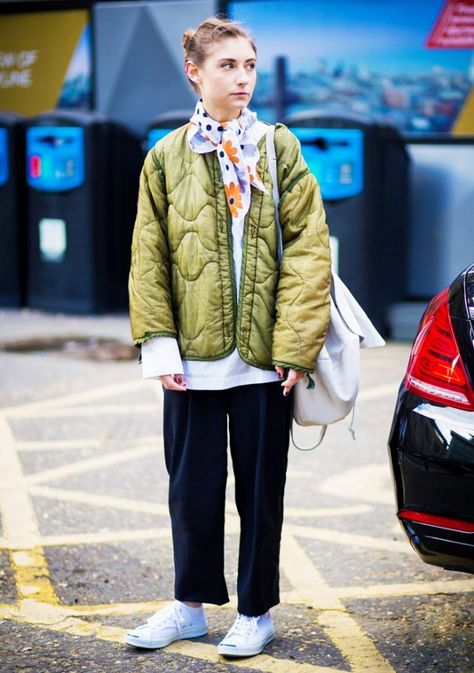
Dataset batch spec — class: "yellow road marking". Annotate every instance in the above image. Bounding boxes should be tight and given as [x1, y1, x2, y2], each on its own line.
[29, 485, 371, 521]
[24, 444, 160, 486]
[1, 366, 471, 673]
[2, 379, 155, 415]
[15, 435, 162, 451]
[281, 534, 395, 673]
[287, 525, 410, 554]
[11, 547, 58, 604]
[0, 523, 413, 554]
[319, 464, 394, 505]
[170, 639, 345, 673]
[6, 404, 160, 418]
[0, 417, 58, 602]
[284, 504, 373, 518]
[16, 439, 102, 451]
[333, 578, 474, 599]
[29, 485, 171, 516]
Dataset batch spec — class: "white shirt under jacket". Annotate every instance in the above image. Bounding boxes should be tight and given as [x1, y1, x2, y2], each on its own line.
[141, 121, 280, 390]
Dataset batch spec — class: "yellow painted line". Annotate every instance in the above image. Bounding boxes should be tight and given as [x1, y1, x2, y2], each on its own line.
[68, 600, 239, 617]
[333, 578, 474, 600]
[281, 533, 340, 611]
[29, 486, 171, 516]
[24, 444, 160, 486]
[16, 439, 102, 451]
[170, 639, 345, 673]
[6, 404, 160, 419]
[0, 417, 40, 543]
[0, 527, 171, 550]
[0, 416, 58, 601]
[287, 524, 411, 554]
[11, 547, 59, 605]
[284, 504, 372, 519]
[280, 533, 395, 673]
[2, 379, 154, 416]
[68, 600, 167, 616]
[319, 464, 394, 505]
[28, 487, 373, 521]
[318, 609, 395, 673]
[0, 519, 242, 549]
[6, 600, 347, 673]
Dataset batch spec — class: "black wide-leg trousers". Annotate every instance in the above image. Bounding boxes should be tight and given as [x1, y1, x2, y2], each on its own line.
[163, 381, 293, 617]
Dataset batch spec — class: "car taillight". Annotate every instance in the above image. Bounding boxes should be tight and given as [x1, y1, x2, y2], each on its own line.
[405, 288, 474, 410]
[399, 510, 474, 533]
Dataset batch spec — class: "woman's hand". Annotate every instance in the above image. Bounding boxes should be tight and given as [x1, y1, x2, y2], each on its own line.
[275, 366, 305, 396]
[160, 374, 187, 391]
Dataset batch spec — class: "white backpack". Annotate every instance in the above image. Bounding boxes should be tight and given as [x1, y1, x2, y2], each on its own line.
[265, 125, 385, 449]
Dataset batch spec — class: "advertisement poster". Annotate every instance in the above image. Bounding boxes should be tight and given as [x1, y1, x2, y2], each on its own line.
[229, 0, 474, 135]
[0, 10, 92, 115]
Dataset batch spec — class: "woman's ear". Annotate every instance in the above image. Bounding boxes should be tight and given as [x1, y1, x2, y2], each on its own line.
[185, 61, 201, 85]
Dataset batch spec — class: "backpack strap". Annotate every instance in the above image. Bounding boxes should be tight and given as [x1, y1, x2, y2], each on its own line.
[266, 125, 326, 451]
[265, 125, 283, 261]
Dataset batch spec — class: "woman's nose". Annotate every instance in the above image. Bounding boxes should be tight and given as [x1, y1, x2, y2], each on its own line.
[236, 67, 249, 84]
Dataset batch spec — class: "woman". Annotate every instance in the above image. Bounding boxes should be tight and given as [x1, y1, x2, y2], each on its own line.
[126, 16, 331, 658]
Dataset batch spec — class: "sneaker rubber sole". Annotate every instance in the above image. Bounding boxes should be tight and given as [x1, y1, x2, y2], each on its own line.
[125, 624, 208, 649]
[217, 630, 274, 657]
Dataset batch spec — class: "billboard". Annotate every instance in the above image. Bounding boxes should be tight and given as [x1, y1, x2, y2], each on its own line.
[94, 0, 216, 135]
[0, 10, 92, 115]
[228, 0, 474, 135]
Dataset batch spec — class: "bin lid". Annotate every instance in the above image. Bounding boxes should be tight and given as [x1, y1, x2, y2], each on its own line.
[284, 108, 377, 130]
[26, 109, 109, 128]
[0, 110, 26, 127]
[147, 109, 193, 130]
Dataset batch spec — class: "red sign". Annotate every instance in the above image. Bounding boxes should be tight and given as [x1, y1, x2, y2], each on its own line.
[426, 0, 474, 48]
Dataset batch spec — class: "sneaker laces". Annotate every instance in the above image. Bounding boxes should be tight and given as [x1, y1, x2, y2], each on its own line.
[227, 614, 259, 640]
[146, 603, 188, 631]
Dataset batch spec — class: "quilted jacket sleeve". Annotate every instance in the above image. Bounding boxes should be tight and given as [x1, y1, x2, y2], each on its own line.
[272, 124, 332, 372]
[128, 148, 177, 345]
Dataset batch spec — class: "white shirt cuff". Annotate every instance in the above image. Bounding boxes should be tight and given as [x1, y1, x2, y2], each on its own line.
[141, 337, 184, 379]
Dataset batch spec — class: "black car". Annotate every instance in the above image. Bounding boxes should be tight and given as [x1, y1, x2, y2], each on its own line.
[388, 263, 474, 574]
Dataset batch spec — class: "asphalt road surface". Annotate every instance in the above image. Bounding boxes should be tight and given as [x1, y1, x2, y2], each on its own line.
[0, 311, 473, 673]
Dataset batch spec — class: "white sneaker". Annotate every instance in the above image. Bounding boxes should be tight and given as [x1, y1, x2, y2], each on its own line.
[125, 601, 207, 649]
[217, 612, 274, 657]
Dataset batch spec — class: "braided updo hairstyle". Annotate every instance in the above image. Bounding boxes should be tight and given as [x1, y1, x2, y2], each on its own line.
[183, 16, 256, 92]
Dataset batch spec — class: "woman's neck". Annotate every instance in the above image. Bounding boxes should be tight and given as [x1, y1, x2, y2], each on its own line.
[200, 100, 242, 123]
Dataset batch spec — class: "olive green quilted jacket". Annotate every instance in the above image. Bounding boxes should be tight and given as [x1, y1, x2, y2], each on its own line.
[129, 123, 331, 373]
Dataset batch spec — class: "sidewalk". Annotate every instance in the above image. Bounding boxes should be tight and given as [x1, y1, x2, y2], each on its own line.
[1, 307, 132, 344]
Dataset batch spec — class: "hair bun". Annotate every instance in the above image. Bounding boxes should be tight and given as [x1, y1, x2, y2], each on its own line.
[182, 28, 195, 51]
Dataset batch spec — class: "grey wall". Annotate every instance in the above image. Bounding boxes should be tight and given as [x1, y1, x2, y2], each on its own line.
[407, 143, 474, 298]
[94, 0, 216, 135]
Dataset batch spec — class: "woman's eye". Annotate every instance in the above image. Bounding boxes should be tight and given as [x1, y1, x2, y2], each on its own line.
[222, 63, 233, 70]
[247, 63, 256, 70]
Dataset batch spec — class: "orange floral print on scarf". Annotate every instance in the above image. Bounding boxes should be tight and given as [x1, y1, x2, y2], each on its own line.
[224, 182, 243, 218]
[188, 99, 266, 226]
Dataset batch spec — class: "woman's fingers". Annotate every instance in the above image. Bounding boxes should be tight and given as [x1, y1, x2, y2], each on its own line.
[275, 365, 285, 379]
[160, 374, 187, 391]
[280, 368, 304, 396]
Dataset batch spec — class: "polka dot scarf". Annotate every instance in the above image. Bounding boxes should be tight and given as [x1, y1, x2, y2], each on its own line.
[188, 99, 266, 223]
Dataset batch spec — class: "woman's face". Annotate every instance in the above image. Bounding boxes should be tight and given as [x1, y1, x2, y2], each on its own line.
[187, 36, 257, 121]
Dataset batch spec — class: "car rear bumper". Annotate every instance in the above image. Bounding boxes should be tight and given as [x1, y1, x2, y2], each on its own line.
[389, 388, 474, 573]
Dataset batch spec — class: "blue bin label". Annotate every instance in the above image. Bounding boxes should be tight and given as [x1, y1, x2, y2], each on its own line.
[290, 127, 364, 200]
[26, 126, 85, 192]
[148, 128, 173, 150]
[0, 128, 8, 187]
